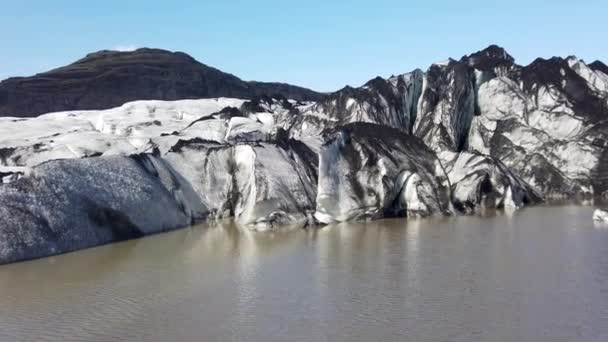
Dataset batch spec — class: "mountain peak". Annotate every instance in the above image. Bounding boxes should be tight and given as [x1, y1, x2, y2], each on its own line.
[75, 48, 198, 66]
[462, 44, 515, 71]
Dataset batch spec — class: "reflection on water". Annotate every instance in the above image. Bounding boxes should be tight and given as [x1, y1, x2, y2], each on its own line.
[1, 205, 608, 341]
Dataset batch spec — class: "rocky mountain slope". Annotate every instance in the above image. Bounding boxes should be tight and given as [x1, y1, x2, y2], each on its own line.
[0, 48, 323, 117]
[0, 45, 606, 264]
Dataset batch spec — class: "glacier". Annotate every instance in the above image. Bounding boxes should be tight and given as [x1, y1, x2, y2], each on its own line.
[0, 154, 205, 264]
[0, 45, 607, 264]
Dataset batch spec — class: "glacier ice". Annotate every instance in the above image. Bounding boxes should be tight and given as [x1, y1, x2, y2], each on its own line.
[0, 154, 205, 264]
[1, 45, 607, 263]
[314, 123, 453, 223]
[593, 209, 608, 222]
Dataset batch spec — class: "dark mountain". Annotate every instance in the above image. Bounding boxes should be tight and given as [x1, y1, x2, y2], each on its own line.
[0, 48, 323, 117]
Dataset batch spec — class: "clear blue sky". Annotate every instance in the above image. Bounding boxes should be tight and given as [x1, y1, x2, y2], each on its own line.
[1, 0, 606, 92]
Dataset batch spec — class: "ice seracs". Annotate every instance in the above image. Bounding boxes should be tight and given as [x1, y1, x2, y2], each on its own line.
[301, 70, 424, 134]
[414, 60, 477, 153]
[314, 123, 453, 223]
[414, 47, 608, 199]
[163, 133, 318, 230]
[439, 151, 542, 213]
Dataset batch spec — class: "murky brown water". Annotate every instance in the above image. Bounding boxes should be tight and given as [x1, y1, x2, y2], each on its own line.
[1, 205, 608, 341]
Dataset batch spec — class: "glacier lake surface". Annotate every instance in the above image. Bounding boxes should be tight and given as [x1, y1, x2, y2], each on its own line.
[1, 205, 607, 341]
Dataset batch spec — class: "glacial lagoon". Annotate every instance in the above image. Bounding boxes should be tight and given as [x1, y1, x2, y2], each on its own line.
[1, 205, 607, 341]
